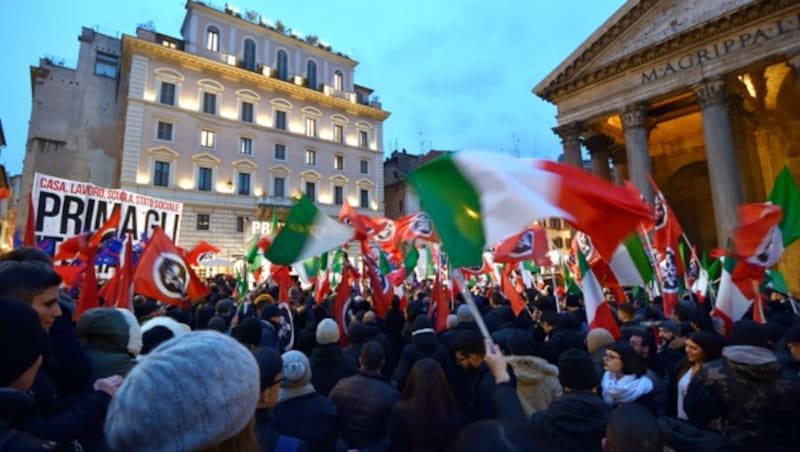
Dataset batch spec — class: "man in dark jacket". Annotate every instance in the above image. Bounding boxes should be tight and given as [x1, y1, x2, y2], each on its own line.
[253, 348, 308, 452]
[453, 330, 515, 421]
[310, 319, 357, 396]
[330, 341, 399, 450]
[393, 315, 454, 391]
[685, 320, 800, 451]
[540, 312, 586, 365]
[488, 344, 609, 452]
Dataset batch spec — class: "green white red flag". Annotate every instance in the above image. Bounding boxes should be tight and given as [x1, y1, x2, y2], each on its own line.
[578, 250, 620, 339]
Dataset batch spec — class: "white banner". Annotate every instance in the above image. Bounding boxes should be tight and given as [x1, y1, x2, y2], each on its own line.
[32, 173, 183, 251]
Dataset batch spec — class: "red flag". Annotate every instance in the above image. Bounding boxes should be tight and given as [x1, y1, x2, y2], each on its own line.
[501, 265, 526, 316]
[363, 253, 391, 319]
[55, 263, 87, 290]
[430, 271, 449, 333]
[339, 202, 384, 241]
[494, 224, 550, 265]
[395, 212, 439, 243]
[99, 270, 120, 307]
[733, 203, 783, 268]
[74, 247, 99, 321]
[647, 174, 685, 273]
[54, 234, 90, 262]
[116, 233, 135, 309]
[185, 241, 221, 267]
[0, 188, 9, 201]
[315, 270, 331, 304]
[272, 265, 292, 302]
[24, 193, 35, 247]
[89, 207, 121, 249]
[134, 227, 209, 306]
[334, 263, 355, 346]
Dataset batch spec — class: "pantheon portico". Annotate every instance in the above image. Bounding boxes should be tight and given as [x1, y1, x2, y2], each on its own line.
[537, 0, 800, 292]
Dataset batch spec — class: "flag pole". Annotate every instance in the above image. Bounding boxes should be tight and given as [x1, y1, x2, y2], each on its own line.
[453, 270, 493, 343]
[638, 225, 664, 297]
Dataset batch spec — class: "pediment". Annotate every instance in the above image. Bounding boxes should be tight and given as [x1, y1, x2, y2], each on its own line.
[535, 0, 757, 100]
[191, 152, 222, 165]
[269, 165, 291, 175]
[232, 158, 258, 170]
[147, 146, 180, 159]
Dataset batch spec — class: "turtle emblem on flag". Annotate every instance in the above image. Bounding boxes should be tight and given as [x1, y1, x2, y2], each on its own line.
[660, 249, 678, 293]
[575, 232, 596, 262]
[197, 251, 216, 263]
[510, 231, 534, 258]
[339, 297, 354, 337]
[654, 195, 667, 231]
[411, 213, 433, 238]
[375, 220, 395, 243]
[751, 227, 780, 267]
[153, 253, 189, 298]
[277, 302, 294, 352]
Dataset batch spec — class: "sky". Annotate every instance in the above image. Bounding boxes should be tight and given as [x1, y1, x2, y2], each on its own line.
[0, 0, 626, 176]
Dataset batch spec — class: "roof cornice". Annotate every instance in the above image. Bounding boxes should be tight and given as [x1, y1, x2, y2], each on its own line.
[122, 36, 390, 121]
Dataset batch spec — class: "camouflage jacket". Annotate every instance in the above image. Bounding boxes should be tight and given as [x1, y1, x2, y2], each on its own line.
[684, 345, 800, 451]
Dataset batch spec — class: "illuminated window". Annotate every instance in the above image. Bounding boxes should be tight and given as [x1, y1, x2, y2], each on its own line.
[153, 161, 170, 187]
[200, 129, 215, 149]
[333, 70, 343, 91]
[334, 155, 343, 170]
[305, 149, 317, 166]
[274, 177, 285, 197]
[305, 117, 317, 138]
[238, 173, 251, 196]
[206, 27, 220, 52]
[333, 124, 343, 143]
[240, 137, 253, 155]
[334, 186, 344, 205]
[358, 130, 369, 148]
[305, 181, 316, 202]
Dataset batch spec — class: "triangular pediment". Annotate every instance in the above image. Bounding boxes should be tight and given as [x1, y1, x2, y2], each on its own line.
[535, 0, 756, 100]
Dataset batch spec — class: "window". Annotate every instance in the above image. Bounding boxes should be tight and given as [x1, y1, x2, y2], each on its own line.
[548, 218, 562, 229]
[240, 137, 253, 155]
[305, 117, 317, 138]
[305, 182, 316, 202]
[360, 159, 369, 175]
[333, 124, 343, 143]
[153, 161, 170, 187]
[274, 110, 287, 130]
[240, 102, 254, 123]
[274, 177, 285, 197]
[200, 129, 215, 148]
[159, 82, 176, 105]
[202, 92, 217, 115]
[274, 143, 286, 160]
[197, 214, 210, 230]
[305, 149, 317, 166]
[156, 121, 173, 141]
[359, 130, 369, 148]
[334, 155, 343, 170]
[238, 173, 251, 196]
[94, 52, 119, 78]
[243, 39, 256, 71]
[333, 70, 343, 91]
[237, 216, 245, 233]
[334, 186, 344, 206]
[306, 60, 317, 89]
[554, 238, 564, 248]
[360, 189, 369, 209]
[206, 27, 220, 52]
[197, 167, 212, 191]
[276, 50, 288, 81]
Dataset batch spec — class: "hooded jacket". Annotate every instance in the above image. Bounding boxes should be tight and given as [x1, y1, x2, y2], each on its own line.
[392, 330, 453, 391]
[76, 308, 141, 381]
[685, 345, 800, 451]
[506, 355, 562, 417]
[530, 391, 609, 452]
[329, 370, 399, 449]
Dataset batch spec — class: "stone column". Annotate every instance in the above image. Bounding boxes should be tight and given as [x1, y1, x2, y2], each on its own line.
[694, 79, 743, 247]
[610, 145, 628, 185]
[552, 122, 583, 168]
[583, 132, 614, 180]
[620, 102, 654, 201]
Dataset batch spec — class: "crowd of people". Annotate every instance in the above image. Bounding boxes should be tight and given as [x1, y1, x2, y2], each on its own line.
[1, 245, 800, 451]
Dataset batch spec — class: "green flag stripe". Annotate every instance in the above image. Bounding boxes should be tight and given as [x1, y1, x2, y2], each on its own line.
[624, 234, 654, 284]
[407, 154, 484, 268]
[768, 166, 800, 247]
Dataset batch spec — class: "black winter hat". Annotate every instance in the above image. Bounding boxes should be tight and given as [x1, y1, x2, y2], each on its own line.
[0, 297, 47, 386]
[261, 303, 281, 320]
[206, 316, 227, 332]
[730, 319, 768, 348]
[236, 318, 263, 347]
[507, 330, 537, 356]
[784, 326, 800, 345]
[557, 349, 597, 391]
[141, 325, 175, 355]
[410, 315, 433, 334]
[254, 347, 283, 392]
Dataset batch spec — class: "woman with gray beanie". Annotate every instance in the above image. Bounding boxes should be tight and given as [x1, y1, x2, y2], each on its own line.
[104, 331, 260, 451]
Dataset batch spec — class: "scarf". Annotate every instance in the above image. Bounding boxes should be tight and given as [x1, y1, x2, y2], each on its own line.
[601, 371, 653, 405]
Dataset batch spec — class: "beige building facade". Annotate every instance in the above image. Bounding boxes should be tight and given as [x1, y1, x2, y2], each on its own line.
[538, 0, 800, 292]
[22, 1, 389, 261]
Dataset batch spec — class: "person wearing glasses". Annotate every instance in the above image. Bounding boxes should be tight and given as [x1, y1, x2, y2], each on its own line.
[601, 342, 657, 414]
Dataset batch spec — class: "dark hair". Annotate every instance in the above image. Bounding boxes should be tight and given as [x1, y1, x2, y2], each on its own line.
[451, 330, 484, 358]
[0, 261, 62, 304]
[0, 247, 53, 265]
[448, 420, 537, 452]
[359, 340, 385, 371]
[688, 331, 723, 362]
[618, 303, 636, 318]
[605, 402, 663, 452]
[607, 342, 646, 377]
[402, 358, 459, 449]
[630, 328, 655, 351]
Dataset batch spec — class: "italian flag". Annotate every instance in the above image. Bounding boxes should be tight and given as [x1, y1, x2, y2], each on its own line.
[579, 250, 620, 339]
[713, 256, 763, 329]
[608, 233, 654, 287]
[266, 196, 354, 265]
[407, 150, 651, 268]
[733, 203, 783, 267]
[768, 166, 800, 250]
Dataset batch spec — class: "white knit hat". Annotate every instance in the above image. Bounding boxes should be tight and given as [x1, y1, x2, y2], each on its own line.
[315, 318, 340, 345]
[105, 331, 260, 451]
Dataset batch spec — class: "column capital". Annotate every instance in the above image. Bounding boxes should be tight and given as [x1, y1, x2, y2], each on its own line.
[620, 102, 653, 131]
[694, 79, 728, 110]
[552, 122, 583, 147]
[787, 53, 800, 71]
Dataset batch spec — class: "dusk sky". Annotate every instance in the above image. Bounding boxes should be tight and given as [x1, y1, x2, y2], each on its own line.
[0, 0, 626, 176]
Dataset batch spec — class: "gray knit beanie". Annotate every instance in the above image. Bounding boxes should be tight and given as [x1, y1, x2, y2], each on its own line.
[316, 318, 340, 345]
[278, 350, 314, 402]
[105, 331, 259, 451]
